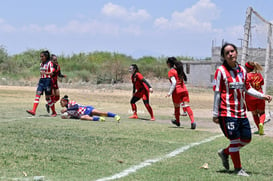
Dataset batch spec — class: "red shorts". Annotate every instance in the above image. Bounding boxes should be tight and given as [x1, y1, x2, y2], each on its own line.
[246, 97, 265, 112]
[172, 90, 190, 104]
[134, 89, 149, 101]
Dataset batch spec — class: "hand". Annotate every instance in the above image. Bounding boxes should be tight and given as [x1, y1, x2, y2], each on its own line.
[165, 93, 171, 98]
[213, 117, 219, 124]
[61, 109, 67, 114]
[264, 95, 272, 103]
[149, 88, 153, 93]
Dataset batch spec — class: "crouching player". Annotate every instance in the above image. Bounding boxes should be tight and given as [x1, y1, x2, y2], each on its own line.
[60, 95, 120, 122]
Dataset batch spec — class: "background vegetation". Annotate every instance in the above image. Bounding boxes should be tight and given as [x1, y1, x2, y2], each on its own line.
[0, 46, 206, 85]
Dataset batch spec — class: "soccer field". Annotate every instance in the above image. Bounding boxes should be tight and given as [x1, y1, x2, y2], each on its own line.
[0, 85, 273, 181]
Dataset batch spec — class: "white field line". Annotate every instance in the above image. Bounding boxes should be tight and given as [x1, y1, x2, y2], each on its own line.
[96, 134, 223, 181]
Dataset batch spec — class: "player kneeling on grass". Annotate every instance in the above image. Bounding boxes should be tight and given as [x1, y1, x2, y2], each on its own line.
[60, 95, 120, 122]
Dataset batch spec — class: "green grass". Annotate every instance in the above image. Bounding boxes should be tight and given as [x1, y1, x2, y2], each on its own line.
[0, 87, 273, 181]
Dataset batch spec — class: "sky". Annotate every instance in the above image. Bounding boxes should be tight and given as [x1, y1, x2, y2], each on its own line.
[0, 0, 272, 59]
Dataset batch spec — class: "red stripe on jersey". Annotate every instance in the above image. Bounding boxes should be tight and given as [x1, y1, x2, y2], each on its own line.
[213, 65, 247, 118]
[40, 60, 54, 78]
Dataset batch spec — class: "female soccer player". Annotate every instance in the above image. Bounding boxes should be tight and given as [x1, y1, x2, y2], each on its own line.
[166, 57, 196, 129]
[60, 95, 120, 122]
[128, 64, 155, 121]
[213, 43, 272, 176]
[245, 61, 266, 135]
[46, 54, 66, 115]
[26, 50, 57, 116]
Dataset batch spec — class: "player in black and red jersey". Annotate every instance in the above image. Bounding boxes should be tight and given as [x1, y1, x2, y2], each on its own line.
[26, 50, 57, 116]
[129, 64, 155, 121]
[45, 54, 66, 115]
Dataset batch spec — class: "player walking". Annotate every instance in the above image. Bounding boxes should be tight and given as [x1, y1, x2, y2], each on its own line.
[213, 43, 272, 176]
[26, 50, 57, 116]
[166, 57, 196, 129]
[245, 61, 267, 135]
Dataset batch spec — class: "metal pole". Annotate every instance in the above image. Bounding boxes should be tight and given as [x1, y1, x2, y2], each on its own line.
[241, 7, 252, 65]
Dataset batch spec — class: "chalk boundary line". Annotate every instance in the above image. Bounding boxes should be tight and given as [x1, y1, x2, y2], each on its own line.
[0, 116, 223, 181]
[0, 134, 223, 181]
[96, 134, 223, 181]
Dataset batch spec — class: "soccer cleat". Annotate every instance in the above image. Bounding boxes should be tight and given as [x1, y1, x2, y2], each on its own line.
[51, 113, 57, 117]
[99, 117, 105, 122]
[45, 104, 50, 113]
[259, 123, 264, 135]
[115, 115, 121, 123]
[171, 119, 180, 127]
[234, 168, 249, 177]
[129, 114, 138, 119]
[150, 117, 155, 121]
[218, 149, 229, 170]
[191, 122, 196, 129]
[26, 110, 35, 116]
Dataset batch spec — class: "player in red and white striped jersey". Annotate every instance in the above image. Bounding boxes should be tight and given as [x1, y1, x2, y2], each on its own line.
[213, 43, 272, 176]
[26, 50, 57, 116]
[60, 95, 120, 122]
[245, 61, 266, 135]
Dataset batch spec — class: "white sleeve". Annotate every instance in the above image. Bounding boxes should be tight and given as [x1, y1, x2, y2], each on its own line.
[213, 91, 220, 117]
[245, 87, 264, 99]
[168, 76, 176, 95]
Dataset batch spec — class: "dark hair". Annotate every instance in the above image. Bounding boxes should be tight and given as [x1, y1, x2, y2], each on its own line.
[131, 64, 139, 73]
[51, 54, 57, 59]
[61, 95, 69, 102]
[41, 50, 50, 61]
[166, 57, 187, 82]
[220, 43, 237, 61]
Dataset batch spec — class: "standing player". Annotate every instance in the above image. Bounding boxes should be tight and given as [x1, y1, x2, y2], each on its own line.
[45, 54, 66, 115]
[245, 61, 266, 135]
[60, 95, 120, 122]
[213, 43, 272, 176]
[26, 50, 57, 116]
[128, 64, 155, 121]
[166, 57, 196, 129]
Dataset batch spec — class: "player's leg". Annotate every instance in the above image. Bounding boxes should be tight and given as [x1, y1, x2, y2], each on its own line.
[26, 80, 43, 116]
[171, 92, 181, 127]
[181, 92, 196, 129]
[129, 96, 140, 119]
[80, 115, 105, 122]
[257, 100, 266, 135]
[45, 80, 57, 117]
[142, 92, 155, 121]
[91, 108, 120, 122]
[54, 88, 60, 103]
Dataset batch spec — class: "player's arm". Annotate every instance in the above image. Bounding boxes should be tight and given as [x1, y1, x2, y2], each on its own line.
[58, 66, 67, 78]
[212, 69, 222, 124]
[67, 104, 79, 111]
[142, 78, 153, 93]
[167, 76, 176, 96]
